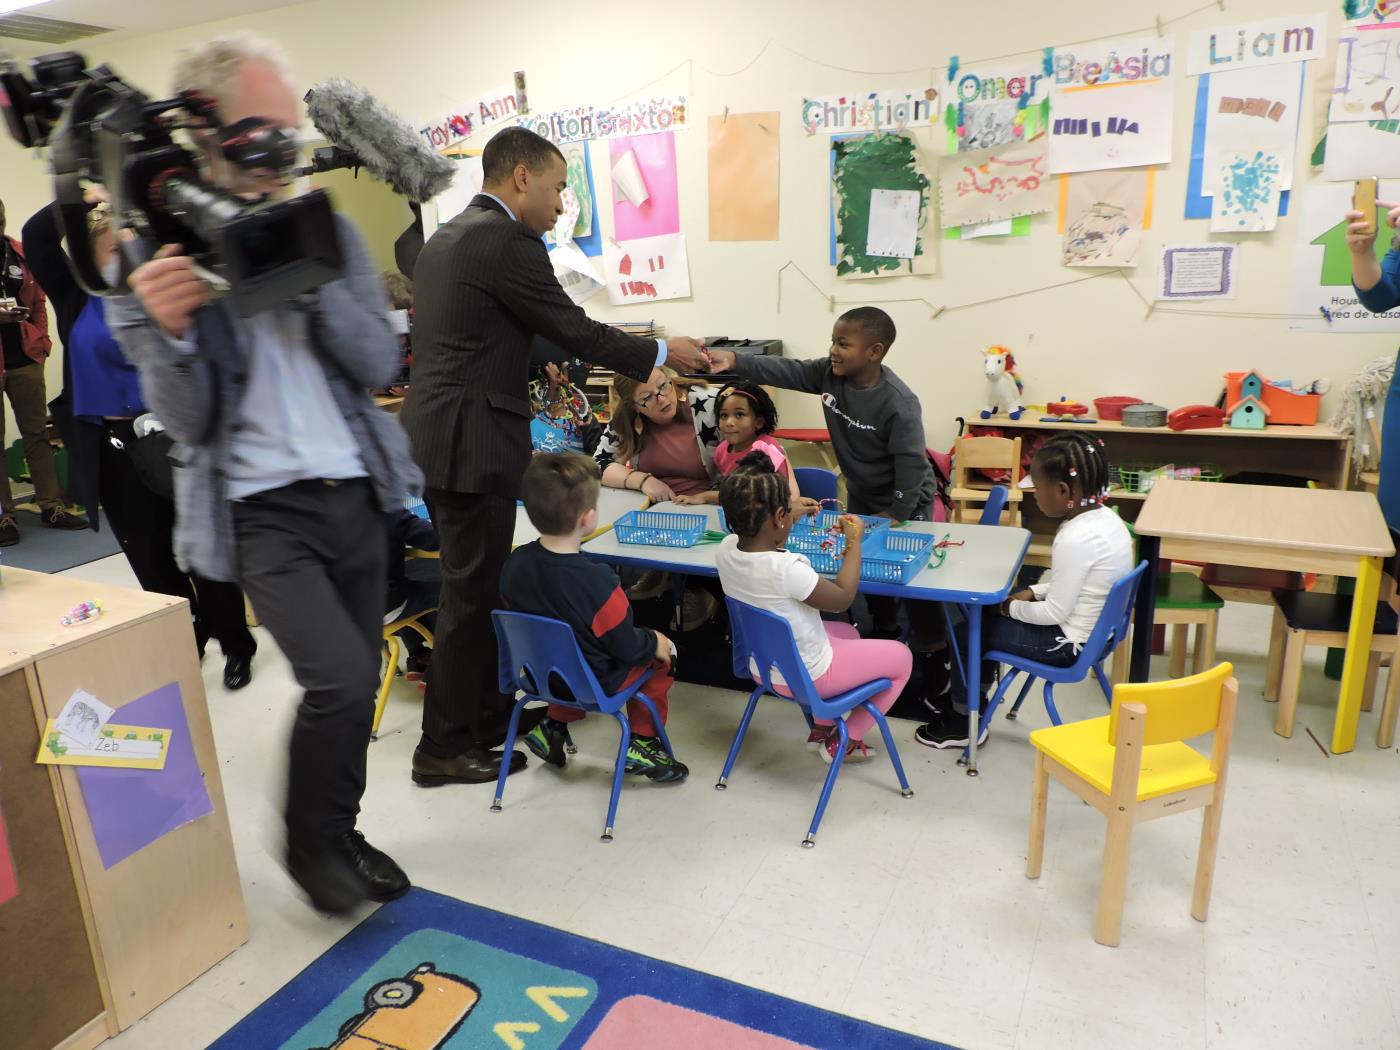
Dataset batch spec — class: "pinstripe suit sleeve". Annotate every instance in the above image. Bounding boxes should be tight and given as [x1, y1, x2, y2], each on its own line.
[495, 228, 655, 382]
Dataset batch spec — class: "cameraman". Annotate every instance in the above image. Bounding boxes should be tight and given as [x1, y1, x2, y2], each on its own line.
[111, 33, 420, 914]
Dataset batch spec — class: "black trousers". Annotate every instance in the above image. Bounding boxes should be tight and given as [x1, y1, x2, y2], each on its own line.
[847, 493, 946, 650]
[232, 479, 386, 848]
[99, 421, 255, 659]
[417, 487, 516, 757]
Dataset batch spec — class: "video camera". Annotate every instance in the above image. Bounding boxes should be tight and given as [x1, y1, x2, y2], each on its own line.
[0, 51, 343, 315]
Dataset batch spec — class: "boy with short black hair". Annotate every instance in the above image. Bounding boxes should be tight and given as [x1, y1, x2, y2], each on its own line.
[500, 452, 687, 782]
[706, 307, 947, 715]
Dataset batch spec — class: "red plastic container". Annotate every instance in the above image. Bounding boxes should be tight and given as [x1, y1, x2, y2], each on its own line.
[1094, 396, 1144, 421]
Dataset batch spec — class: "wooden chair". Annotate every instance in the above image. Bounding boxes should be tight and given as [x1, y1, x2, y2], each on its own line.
[951, 435, 1022, 525]
[1027, 662, 1239, 946]
[1264, 591, 1400, 747]
[372, 610, 435, 739]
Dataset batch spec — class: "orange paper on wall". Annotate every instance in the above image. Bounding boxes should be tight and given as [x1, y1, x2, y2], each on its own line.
[707, 112, 780, 241]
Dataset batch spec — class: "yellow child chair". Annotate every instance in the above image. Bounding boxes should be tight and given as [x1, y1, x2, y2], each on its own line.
[1026, 662, 1239, 947]
[373, 611, 435, 739]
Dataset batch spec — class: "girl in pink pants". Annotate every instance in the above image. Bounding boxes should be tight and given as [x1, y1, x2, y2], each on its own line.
[715, 450, 913, 762]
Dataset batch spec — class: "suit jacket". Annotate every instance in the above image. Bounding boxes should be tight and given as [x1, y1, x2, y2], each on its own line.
[402, 195, 656, 497]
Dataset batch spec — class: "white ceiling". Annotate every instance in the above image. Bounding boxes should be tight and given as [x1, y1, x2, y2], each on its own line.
[1, 0, 310, 42]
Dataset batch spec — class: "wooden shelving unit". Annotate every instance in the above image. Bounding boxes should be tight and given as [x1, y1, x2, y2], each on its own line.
[972, 415, 1354, 565]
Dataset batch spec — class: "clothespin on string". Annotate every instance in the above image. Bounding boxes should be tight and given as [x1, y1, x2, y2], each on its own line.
[1156, 14, 1165, 37]
[722, 106, 729, 124]
[932, 305, 946, 320]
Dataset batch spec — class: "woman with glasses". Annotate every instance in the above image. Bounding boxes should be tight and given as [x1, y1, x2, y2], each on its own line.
[595, 368, 722, 611]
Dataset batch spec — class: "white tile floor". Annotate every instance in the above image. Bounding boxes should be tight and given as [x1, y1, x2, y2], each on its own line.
[59, 554, 1400, 1050]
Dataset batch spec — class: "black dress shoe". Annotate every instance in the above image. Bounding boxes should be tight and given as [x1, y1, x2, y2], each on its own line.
[338, 829, 410, 903]
[223, 651, 254, 690]
[412, 746, 526, 786]
[285, 840, 368, 915]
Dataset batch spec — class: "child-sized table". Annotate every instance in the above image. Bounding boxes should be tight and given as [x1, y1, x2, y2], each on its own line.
[582, 502, 1032, 774]
[1131, 480, 1395, 753]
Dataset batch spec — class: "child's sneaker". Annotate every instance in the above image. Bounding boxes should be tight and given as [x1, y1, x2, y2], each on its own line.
[914, 711, 989, 750]
[806, 725, 831, 750]
[524, 718, 570, 768]
[623, 735, 688, 783]
[821, 730, 877, 764]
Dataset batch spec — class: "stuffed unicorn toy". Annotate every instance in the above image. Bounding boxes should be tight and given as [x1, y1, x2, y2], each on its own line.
[981, 346, 1024, 420]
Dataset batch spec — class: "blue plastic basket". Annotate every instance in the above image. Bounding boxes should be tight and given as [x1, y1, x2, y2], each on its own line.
[789, 527, 934, 584]
[613, 510, 707, 548]
[784, 511, 890, 567]
[789, 509, 890, 540]
[859, 529, 936, 585]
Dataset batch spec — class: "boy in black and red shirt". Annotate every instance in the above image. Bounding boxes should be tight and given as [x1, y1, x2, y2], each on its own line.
[500, 452, 687, 783]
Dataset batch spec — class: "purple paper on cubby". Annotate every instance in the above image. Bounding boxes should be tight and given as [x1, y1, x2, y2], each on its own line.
[76, 681, 214, 869]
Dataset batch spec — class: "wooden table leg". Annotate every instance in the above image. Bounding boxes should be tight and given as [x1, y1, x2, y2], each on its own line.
[1333, 556, 1384, 754]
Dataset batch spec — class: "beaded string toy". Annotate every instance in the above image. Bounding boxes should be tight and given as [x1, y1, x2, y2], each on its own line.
[60, 600, 103, 626]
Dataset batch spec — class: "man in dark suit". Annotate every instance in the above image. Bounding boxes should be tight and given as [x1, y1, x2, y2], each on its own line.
[403, 127, 709, 785]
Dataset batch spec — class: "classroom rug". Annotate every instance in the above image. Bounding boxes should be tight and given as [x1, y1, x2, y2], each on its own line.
[209, 888, 956, 1050]
[0, 509, 120, 573]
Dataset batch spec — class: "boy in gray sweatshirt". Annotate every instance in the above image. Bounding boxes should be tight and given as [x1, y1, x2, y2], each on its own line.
[706, 308, 949, 718]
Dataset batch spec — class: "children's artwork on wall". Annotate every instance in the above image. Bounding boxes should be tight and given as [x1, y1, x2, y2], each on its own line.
[416, 81, 522, 151]
[1202, 63, 1306, 195]
[545, 142, 593, 244]
[1289, 180, 1400, 331]
[518, 96, 687, 145]
[938, 135, 1053, 227]
[829, 133, 936, 279]
[1158, 244, 1238, 299]
[1058, 167, 1155, 267]
[1185, 12, 1328, 75]
[1049, 36, 1176, 173]
[1210, 150, 1284, 231]
[551, 241, 604, 306]
[800, 88, 939, 135]
[1185, 74, 1295, 218]
[1330, 24, 1400, 122]
[426, 153, 484, 234]
[707, 112, 780, 241]
[1322, 115, 1400, 177]
[603, 233, 691, 304]
[945, 60, 1050, 239]
[866, 189, 920, 257]
[608, 133, 679, 241]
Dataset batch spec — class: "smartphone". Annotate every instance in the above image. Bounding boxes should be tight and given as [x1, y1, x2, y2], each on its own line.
[1355, 177, 1380, 234]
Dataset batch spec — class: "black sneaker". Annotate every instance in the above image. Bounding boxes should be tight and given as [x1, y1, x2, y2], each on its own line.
[914, 712, 989, 750]
[42, 506, 89, 530]
[624, 735, 688, 783]
[868, 624, 904, 641]
[523, 718, 570, 768]
[0, 515, 18, 546]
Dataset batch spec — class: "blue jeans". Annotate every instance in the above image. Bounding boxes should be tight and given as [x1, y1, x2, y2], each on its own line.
[950, 612, 1077, 714]
[1380, 352, 1400, 532]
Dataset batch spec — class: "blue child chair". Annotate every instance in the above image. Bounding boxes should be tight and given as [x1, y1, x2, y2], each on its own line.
[718, 598, 913, 848]
[979, 485, 1009, 526]
[984, 561, 1149, 734]
[794, 467, 839, 503]
[491, 610, 675, 842]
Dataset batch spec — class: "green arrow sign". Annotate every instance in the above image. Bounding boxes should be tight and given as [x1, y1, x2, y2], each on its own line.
[1311, 212, 1390, 286]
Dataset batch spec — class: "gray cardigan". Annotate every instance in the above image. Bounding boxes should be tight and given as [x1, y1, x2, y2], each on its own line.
[109, 214, 423, 582]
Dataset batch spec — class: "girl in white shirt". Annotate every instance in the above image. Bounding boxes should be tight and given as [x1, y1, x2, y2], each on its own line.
[715, 451, 912, 763]
[916, 432, 1135, 750]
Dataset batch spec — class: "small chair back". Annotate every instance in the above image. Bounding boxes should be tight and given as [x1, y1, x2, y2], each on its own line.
[1066, 561, 1149, 676]
[492, 610, 611, 711]
[726, 598, 840, 716]
[1110, 661, 1234, 746]
[979, 485, 1009, 526]
[794, 467, 839, 503]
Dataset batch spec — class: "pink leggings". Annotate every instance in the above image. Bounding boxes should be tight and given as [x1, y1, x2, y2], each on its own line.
[773, 623, 912, 743]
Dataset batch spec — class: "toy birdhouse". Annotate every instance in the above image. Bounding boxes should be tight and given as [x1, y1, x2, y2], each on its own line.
[1228, 394, 1269, 430]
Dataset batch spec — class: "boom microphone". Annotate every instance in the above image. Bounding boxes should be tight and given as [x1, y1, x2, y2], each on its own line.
[302, 79, 455, 203]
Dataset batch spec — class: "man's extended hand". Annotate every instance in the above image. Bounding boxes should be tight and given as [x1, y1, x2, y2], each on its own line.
[663, 336, 710, 374]
[127, 244, 211, 339]
[705, 348, 737, 373]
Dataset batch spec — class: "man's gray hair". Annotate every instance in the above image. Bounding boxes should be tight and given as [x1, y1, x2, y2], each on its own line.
[171, 31, 293, 117]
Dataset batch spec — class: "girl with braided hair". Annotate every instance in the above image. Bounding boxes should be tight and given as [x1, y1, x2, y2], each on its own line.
[916, 431, 1134, 750]
[715, 451, 912, 763]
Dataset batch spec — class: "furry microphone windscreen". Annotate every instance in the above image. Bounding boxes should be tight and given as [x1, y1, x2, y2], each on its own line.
[304, 79, 456, 203]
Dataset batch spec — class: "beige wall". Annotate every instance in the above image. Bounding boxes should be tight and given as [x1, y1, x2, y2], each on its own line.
[1, 0, 1391, 457]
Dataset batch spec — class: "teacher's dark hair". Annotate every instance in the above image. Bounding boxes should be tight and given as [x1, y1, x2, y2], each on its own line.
[482, 127, 565, 183]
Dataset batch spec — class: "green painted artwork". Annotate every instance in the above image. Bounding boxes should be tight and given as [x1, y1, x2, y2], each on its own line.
[546, 141, 593, 243]
[830, 133, 933, 278]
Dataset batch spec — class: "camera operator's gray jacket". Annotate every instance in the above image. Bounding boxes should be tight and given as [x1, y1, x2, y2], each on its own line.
[108, 214, 422, 582]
